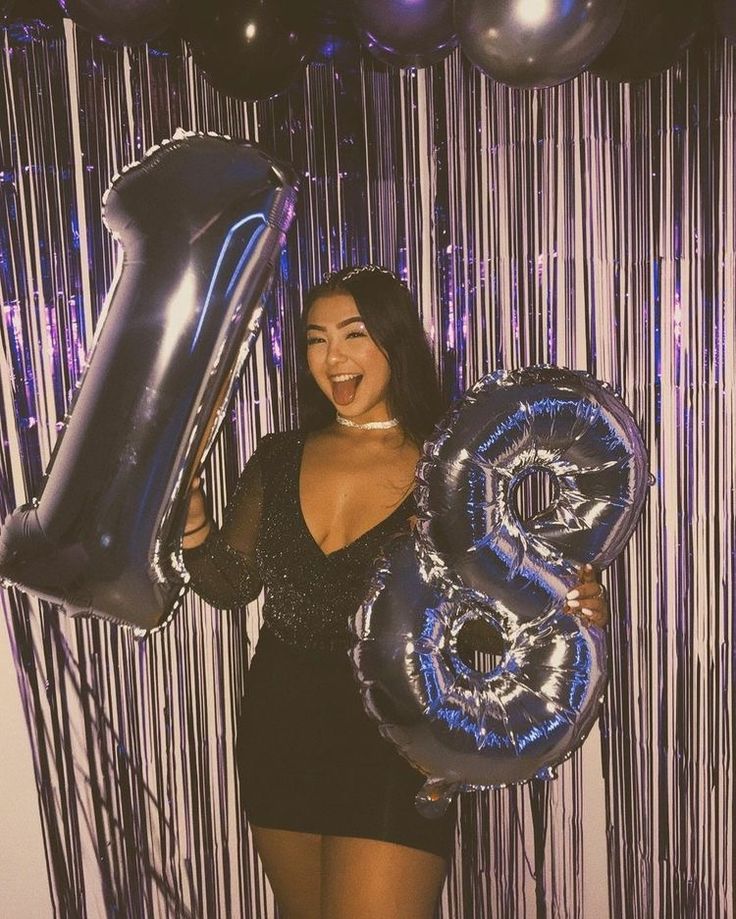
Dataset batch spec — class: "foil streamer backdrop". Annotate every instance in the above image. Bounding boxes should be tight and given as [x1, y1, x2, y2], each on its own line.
[0, 19, 734, 919]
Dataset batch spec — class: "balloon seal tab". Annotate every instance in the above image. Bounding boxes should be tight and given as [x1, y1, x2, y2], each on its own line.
[414, 776, 461, 820]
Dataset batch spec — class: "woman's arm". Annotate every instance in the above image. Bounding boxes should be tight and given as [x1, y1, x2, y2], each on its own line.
[181, 476, 212, 549]
[181, 444, 267, 609]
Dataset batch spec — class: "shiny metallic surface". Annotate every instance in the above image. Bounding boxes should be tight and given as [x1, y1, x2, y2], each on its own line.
[417, 367, 650, 616]
[351, 366, 648, 813]
[352, 535, 608, 807]
[351, 0, 457, 68]
[0, 131, 297, 629]
[183, 0, 314, 101]
[455, 0, 626, 88]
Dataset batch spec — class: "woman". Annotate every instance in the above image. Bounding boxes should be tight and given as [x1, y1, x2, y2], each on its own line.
[181, 266, 608, 919]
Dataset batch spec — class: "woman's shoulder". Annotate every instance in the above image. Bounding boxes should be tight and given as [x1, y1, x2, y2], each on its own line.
[231, 431, 300, 500]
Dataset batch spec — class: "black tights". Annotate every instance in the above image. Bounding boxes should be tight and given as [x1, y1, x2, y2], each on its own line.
[251, 826, 448, 919]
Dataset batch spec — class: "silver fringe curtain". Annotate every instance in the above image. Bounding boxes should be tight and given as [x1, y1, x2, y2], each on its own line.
[0, 20, 733, 919]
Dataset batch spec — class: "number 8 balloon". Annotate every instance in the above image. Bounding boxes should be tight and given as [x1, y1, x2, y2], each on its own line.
[0, 130, 298, 630]
[351, 366, 650, 816]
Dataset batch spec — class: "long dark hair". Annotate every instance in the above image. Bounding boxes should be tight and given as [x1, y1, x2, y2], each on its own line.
[297, 266, 446, 446]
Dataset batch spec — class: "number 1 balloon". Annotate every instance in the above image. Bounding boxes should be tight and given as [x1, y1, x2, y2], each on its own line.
[0, 130, 298, 630]
[351, 367, 650, 816]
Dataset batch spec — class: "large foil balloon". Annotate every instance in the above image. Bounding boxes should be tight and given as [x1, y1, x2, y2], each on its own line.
[455, 0, 626, 89]
[351, 367, 649, 816]
[182, 0, 314, 102]
[351, 0, 456, 68]
[58, 0, 178, 46]
[0, 130, 298, 630]
[589, 0, 703, 83]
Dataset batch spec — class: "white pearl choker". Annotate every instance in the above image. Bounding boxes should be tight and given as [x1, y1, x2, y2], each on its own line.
[336, 415, 399, 430]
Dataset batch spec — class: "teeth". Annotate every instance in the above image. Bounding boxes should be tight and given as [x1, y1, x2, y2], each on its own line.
[331, 373, 361, 382]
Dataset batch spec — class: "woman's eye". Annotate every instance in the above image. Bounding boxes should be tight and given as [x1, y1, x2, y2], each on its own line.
[347, 330, 367, 339]
[306, 337, 324, 346]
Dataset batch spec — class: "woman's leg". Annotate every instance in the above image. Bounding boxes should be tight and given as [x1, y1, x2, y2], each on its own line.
[321, 835, 448, 919]
[251, 826, 322, 919]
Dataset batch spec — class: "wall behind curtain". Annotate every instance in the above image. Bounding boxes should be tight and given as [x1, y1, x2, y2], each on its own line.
[0, 20, 733, 919]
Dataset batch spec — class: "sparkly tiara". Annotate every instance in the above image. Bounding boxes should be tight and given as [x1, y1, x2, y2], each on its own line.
[322, 265, 404, 285]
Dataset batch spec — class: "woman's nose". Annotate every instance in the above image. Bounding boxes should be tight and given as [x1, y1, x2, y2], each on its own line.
[326, 339, 347, 363]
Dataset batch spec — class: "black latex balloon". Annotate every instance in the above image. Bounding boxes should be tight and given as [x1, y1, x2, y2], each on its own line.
[306, 0, 359, 65]
[455, 0, 626, 89]
[714, 0, 736, 42]
[144, 27, 183, 56]
[182, 0, 314, 102]
[58, 0, 178, 45]
[350, 0, 456, 68]
[1, 0, 62, 28]
[589, 0, 705, 82]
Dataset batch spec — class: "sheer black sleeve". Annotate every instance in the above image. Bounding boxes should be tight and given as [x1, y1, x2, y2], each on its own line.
[181, 438, 268, 609]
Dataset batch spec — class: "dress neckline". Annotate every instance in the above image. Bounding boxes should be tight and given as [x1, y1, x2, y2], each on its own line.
[294, 434, 415, 560]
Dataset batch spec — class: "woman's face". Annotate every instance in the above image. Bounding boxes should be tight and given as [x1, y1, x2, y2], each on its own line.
[306, 292, 392, 424]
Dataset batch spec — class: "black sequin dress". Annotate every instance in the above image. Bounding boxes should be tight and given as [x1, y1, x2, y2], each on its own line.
[183, 431, 456, 857]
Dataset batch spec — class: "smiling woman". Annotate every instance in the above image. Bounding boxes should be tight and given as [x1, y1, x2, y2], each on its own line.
[180, 266, 608, 918]
[298, 267, 445, 442]
[296, 269, 442, 556]
[305, 295, 392, 416]
[181, 266, 457, 919]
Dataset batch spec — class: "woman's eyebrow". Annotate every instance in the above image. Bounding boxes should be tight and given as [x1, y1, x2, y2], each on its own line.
[306, 316, 364, 331]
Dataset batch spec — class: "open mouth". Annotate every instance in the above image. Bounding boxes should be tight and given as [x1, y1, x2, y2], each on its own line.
[330, 373, 363, 406]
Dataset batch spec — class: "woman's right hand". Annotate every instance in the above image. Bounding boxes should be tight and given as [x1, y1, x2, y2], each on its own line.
[182, 476, 211, 548]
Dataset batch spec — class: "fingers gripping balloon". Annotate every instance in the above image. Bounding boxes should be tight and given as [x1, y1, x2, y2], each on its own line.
[0, 131, 297, 630]
[351, 367, 649, 817]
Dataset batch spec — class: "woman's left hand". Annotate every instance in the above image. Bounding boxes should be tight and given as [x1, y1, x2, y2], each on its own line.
[564, 563, 608, 628]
